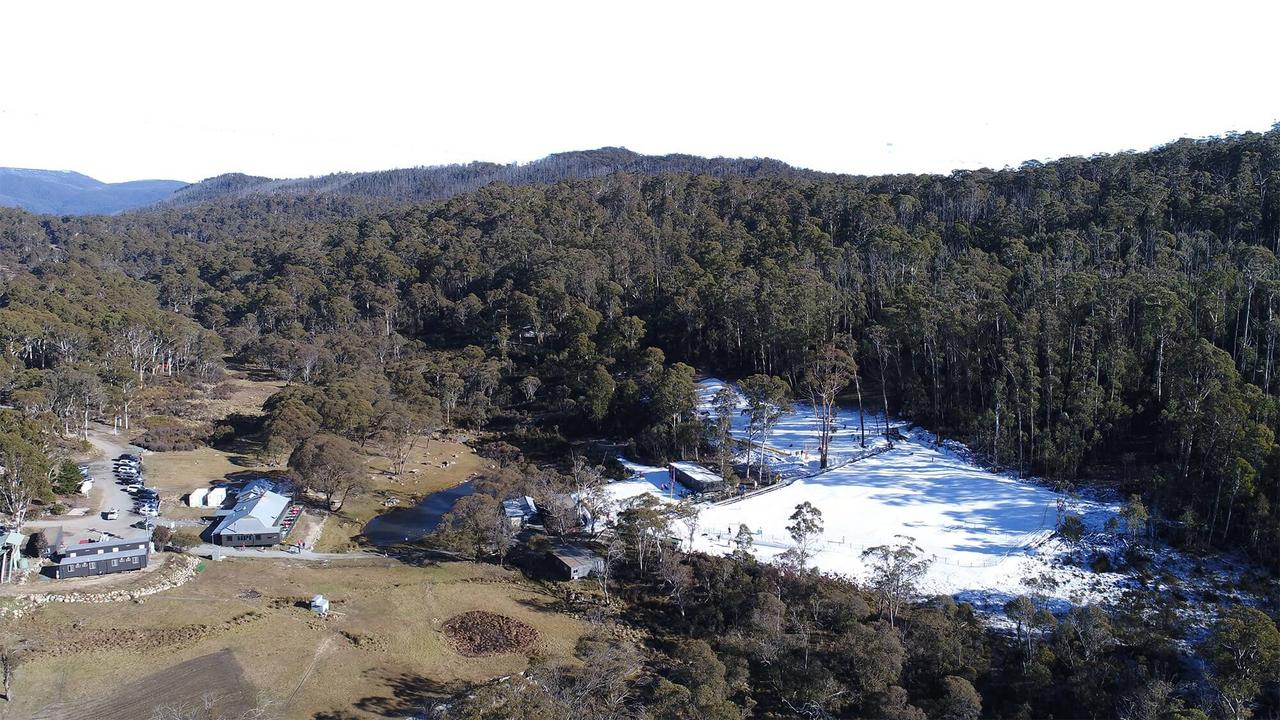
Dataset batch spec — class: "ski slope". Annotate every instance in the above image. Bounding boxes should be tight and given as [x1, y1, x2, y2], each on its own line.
[607, 379, 1123, 606]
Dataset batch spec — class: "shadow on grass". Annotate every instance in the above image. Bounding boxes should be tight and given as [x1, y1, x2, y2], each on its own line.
[352, 671, 468, 718]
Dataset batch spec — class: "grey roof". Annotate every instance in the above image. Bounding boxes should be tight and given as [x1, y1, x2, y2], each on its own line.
[56, 546, 147, 566]
[550, 543, 602, 568]
[59, 537, 146, 557]
[669, 461, 724, 487]
[211, 489, 291, 536]
[502, 495, 538, 518]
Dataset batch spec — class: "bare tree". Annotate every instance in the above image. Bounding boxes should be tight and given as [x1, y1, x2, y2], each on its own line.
[801, 337, 857, 468]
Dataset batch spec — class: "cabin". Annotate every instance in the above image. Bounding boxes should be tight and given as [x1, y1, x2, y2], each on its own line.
[669, 461, 725, 493]
[502, 496, 538, 528]
[52, 537, 149, 579]
[548, 543, 605, 580]
[210, 488, 293, 547]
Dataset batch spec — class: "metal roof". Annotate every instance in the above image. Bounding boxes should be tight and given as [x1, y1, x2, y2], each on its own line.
[56, 546, 148, 566]
[211, 489, 291, 536]
[502, 495, 538, 518]
[669, 461, 724, 486]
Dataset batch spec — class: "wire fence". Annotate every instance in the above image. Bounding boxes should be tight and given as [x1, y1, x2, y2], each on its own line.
[700, 501, 1060, 570]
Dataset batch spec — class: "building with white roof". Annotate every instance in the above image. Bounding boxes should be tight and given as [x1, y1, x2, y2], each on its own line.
[210, 489, 293, 547]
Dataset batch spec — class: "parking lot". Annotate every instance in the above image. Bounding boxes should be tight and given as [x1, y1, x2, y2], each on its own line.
[24, 426, 154, 542]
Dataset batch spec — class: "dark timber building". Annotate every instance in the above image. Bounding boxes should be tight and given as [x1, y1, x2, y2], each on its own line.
[53, 537, 150, 579]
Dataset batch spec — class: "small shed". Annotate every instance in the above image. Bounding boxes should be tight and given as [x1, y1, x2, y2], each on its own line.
[78, 479, 94, 495]
[669, 461, 725, 493]
[188, 488, 209, 507]
[204, 487, 227, 507]
[548, 543, 605, 581]
[310, 594, 330, 615]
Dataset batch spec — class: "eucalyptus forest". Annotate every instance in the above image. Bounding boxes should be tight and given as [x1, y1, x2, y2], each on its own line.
[3, 129, 1280, 718]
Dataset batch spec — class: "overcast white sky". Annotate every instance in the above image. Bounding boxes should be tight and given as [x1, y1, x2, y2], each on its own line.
[1, 1, 1277, 183]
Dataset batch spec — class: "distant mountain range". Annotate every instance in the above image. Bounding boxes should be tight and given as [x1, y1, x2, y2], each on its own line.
[0, 149, 827, 215]
[0, 168, 186, 215]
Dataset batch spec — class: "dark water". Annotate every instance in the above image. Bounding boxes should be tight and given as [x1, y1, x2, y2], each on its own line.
[362, 481, 476, 546]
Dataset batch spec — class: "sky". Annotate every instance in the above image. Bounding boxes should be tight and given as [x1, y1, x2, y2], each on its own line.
[1, 1, 1277, 184]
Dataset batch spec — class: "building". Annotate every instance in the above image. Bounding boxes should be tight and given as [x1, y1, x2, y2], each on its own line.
[669, 461, 725, 493]
[204, 486, 228, 507]
[548, 543, 605, 580]
[52, 537, 149, 579]
[310, 594, 330, 615]
[210, 488, 293, 547]
[1, 531, 24, 583]
[502, 496, 538, 528]
[187, 487, 208, 507]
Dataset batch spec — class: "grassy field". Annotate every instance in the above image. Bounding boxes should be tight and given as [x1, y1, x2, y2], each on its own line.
[314, 438, 484, 552]
[144, 445, 268, 495]
[192, 370, 286, 422]
[4, 558, 588, 720]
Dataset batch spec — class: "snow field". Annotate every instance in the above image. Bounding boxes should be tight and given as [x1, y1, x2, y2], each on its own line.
[607, 379, 1125, 606]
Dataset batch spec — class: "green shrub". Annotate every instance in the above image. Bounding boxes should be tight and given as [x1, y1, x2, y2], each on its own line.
[52, 460, 84, 494]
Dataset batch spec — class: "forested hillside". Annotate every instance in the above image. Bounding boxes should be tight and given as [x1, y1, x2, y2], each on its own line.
[3, 129, 1280, 572]
[164, 147, 826, 206]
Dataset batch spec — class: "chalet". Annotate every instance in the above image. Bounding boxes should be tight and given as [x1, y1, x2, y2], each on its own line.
[548, 543, 604, 580]
[669, 461, 725, 493]
[502, 496, 538, 528]
[210, 488, 293, 547]
[52, 537, 149, 579]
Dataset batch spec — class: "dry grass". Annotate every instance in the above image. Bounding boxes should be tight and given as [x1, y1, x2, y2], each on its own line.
[143, 446, 271, 496]
[191, 372, 286, 422]
[314, 438, 484, 552]
[5, 558, 587, 720]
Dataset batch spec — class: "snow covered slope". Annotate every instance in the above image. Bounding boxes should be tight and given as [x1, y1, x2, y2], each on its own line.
[608, 379, 1124, 607]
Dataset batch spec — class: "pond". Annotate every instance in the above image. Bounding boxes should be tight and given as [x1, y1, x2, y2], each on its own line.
[361, 481, 476, 546]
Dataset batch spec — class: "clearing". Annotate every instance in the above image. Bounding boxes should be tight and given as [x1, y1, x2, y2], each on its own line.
[607, 379, 1124, 609]
[4, 558, 588, 720]
[315, 438, 484, 551]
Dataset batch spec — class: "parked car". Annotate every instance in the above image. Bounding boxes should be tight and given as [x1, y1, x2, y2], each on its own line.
[124, 483, 143, 493]
[103, 508, 119, 520]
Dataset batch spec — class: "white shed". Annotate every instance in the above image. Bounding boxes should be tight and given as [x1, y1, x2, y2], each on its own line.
[310, 594, 330, 615]
[187, 488, 209, 507]
[78, 479, 94, 495]
[204, 487, 227, 507]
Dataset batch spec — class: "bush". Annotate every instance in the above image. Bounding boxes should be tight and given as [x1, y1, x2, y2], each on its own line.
[170, 528, 204, 550]
[138, 415, 186, 430]
[1056, 514, 1085, 543]
[25, 531, 48, 557]
[152, 525, 174, 548]
[135, 425, 204, 452]
[1089, 552, 1112, 573]
[48, 503, 67, 516]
